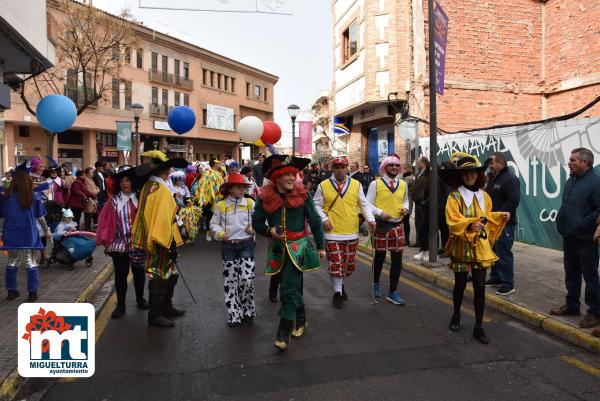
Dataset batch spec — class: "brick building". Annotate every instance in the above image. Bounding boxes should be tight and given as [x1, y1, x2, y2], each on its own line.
[2, 0, 277, 171]
[331, 0, 600, 171]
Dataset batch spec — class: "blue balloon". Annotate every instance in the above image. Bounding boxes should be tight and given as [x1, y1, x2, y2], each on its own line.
[36, 95, 77, 133]
[168, 106, 196, 135]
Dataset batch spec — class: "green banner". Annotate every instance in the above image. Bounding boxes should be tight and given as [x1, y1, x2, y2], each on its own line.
[116, 121, 132, 151]
[418, 118, 600, 250]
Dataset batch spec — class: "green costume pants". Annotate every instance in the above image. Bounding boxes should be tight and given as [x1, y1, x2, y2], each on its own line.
[278, 258, 304, 321]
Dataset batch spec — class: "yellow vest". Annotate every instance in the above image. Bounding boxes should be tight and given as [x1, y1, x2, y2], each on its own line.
[374, 178, 407, 219]
[321, 178, 361, 235]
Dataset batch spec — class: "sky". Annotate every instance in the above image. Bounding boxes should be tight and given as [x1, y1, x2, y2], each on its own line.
[93, 0, 333, 147]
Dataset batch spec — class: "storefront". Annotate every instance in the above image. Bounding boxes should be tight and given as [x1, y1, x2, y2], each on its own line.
[58, 130, 84, 171]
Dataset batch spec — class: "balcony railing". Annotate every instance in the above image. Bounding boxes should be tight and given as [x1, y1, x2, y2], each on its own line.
[148, 69, 193, 90]
[149, 103, 172, 117]
[64, 86, 98, 107]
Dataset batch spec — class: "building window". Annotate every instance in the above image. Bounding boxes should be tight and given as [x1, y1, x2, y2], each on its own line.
[254, 84, 261, 99]
[112, 45, 119, 61]
[174, 91, 181, 106]
[342, 21, 358, 63]
[183, 62, 189, 79]
[224, 76, 229, 92]
[152, 87, 158, 104]
[231, 78, 235, 93]
[183, 93, 189, 107]
[136, 49, 143, 68]
[162, 89, 168, 106]
[19, 126, 30, 137]
[112, 78, 120, 109]
[151, 52, 158, 70]
[264, 87, 268, 102]
[174, 59, 180, 77]
[246, 82, 250, 97]
[202, 69, 207, 85]
[217, 74, 222, 89]
[124, 46, 131, 64]
[162, 55, 168, 72]
[202, 109, 207, 126]
[124, 81, 132, 110]
[210, 72, 214, 87]
[98, 132, 117, 147]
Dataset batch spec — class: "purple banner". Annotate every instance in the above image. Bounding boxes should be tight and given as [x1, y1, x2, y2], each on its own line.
[433, 2, 449, 95]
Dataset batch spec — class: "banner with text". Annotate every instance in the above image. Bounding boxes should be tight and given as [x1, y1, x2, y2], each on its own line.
[418, 118, 600, 250]
[433, 2, 448, 95]
[207, 104, 235, 131]
[116, 121, 132, 152]
[298, 121, 313, 155]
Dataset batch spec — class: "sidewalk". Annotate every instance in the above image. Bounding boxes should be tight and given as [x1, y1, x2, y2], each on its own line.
[0, 247, 112, 398]
[357, 227, 600, 354]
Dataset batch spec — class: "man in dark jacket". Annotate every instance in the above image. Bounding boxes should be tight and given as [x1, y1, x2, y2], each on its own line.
[485, 152, 520, 295]
[93, 161, 107, 208]
[317, 162, 332, 184]
[252, 153, 265, 187]
[412, 156, 430, 259]
[551, 148, 600, 329]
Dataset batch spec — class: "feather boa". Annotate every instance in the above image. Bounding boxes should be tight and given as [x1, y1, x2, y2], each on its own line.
[259, 182, 307, 213]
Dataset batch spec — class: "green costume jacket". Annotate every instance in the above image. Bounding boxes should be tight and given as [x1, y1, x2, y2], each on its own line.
[252, 186, 325, 275]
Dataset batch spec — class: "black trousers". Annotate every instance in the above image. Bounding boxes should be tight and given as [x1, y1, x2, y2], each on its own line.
[203, 205, 213, 231]
[416, 205, 429, 252]
[403, 214, 411, 245]
[373, 251, 403, 293]
[112, 252, 146, 307]
[453, 269, 486, 326]
[72, 208, 83, 229]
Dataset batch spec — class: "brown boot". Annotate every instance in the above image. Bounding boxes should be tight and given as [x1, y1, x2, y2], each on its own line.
[550, 305, 580, 316]
[579, 313, 600, 329]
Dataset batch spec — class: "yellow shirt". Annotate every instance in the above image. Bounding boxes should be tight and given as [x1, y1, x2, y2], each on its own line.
[374, 178, 407, 219]
[321, 178, 361, 236]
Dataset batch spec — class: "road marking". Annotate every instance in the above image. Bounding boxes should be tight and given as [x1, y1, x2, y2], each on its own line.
[560, 356, 600, 378]
[356, 255, 491, 323]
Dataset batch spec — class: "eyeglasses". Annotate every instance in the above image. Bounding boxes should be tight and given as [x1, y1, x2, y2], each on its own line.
[388, 164, 400, 167]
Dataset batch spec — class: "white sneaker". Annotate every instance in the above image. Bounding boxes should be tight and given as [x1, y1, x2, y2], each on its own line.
[413, 251, 424, 261]
[205, 231, 212, 242]
[422, 253, 429, 262]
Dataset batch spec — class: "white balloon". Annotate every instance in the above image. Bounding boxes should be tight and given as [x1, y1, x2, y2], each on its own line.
[237, 116, 264, 142]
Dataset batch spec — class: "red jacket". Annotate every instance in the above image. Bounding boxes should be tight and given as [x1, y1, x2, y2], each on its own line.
[185, 173, 197, 189]
[68, 177, 94, 209]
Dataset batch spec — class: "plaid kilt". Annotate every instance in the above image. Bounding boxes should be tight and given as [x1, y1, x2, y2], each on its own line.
[373, 225, 405, 251]
[325, 239, 359, 278]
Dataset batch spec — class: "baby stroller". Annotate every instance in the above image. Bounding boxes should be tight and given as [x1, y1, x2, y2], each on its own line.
[44, 231, 96, 270]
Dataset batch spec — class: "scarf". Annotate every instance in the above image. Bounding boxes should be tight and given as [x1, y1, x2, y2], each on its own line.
[259, 182, 308, 213]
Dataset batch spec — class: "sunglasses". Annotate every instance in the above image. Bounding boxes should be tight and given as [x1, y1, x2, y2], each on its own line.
[388, 164, 400, 167]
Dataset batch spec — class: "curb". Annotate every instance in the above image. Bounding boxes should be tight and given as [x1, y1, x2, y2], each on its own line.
[0, 260, 114, 401]
[357, 244, 600, 355]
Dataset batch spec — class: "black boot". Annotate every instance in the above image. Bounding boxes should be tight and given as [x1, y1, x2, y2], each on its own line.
[274, 318, 294, 351]
[163, 275, 185, 318]
[136, 298, 149, 310]
[111, 304, 126, 319]
[449, 313, 460, 332]
[332, 292, 344, 308]
[269, 274, 280, 302]
[6, 290, 20, 301]
[148, 279, 174, 328]
[473, 326, 489, 344]
[341, 285, 348, 301]
[291, 306, 307, 338]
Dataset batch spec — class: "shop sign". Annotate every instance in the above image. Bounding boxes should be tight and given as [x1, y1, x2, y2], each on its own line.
[154, 121, 172, 131]
[353, 104, 391, 125]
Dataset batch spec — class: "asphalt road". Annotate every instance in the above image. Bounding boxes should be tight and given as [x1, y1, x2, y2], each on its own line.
[39, 237, 600, 401]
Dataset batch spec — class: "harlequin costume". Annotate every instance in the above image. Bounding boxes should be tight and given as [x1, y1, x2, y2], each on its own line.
[195, 161, 225, 241]
[441, 154, 507, 344]
[210, 173, 256, 327]
[132, 151, 188, 328]
[313, 157, 374, 308]
[252, 155, 325, 351]
[365, 155, 409, 305]
[1, 166, 49, 302]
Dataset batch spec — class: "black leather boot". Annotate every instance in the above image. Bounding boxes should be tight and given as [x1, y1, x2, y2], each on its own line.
[163, 275, 185, 318]
[274, 318, 294, 351]
[473, 325, 489, 344]
[111, 304, 126, 319]
[449, 313, 460, 332]
[291, 306, 307, 338]
[148, 279, 174, 328]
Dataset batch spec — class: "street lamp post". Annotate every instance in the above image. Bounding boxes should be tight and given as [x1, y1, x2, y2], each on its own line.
[131, 103, 144, 164]
[287, 104, 300, 156]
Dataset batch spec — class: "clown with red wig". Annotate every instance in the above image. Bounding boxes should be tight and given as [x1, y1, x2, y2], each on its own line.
[365, 154, 410, 305]
[313, 157, 375, 308]
[252, 155, 326, 351]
